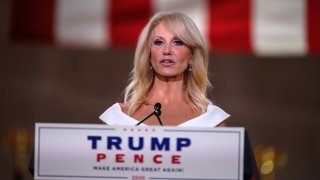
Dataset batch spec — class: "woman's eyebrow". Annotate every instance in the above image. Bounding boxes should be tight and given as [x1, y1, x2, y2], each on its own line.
[153, 36, 164, 39]
[152, 36, 180, 41]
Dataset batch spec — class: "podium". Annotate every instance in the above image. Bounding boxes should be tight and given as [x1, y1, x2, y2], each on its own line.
[29, 123, 259, 180]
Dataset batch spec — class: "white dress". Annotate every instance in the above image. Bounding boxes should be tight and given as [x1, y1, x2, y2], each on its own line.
[99, 103, 230, 127]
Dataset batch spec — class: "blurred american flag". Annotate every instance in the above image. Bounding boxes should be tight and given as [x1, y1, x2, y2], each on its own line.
[10, 0, 320, 56]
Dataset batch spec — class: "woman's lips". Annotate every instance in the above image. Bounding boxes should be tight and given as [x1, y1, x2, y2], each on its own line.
[160, 59, 175, 67]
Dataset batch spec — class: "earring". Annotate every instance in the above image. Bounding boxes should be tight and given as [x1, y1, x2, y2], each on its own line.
[188, 64, 192, 71]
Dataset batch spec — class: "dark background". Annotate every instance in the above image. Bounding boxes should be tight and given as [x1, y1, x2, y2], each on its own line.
[1, 0, 319, 179]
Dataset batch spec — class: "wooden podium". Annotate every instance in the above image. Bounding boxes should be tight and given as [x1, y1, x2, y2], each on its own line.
[29, 123, 259, 180]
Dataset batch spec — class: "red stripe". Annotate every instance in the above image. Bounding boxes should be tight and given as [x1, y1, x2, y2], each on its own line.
[10, 0, 56, 43]
[307, 0, 320, 53]
[208, 0, 251, 53]
[110, 0, 152, 47]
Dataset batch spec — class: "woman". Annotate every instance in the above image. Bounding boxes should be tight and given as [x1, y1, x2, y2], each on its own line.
[100, 12, 229, 127]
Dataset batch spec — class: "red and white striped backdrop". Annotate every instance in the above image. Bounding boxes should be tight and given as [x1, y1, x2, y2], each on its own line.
[10, 0, 320, 56]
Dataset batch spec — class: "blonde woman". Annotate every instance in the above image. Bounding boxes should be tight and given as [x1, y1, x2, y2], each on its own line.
[100, 12, 229, 127]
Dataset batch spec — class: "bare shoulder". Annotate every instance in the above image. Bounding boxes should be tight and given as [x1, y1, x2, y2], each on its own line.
[119, 103, 128, 114]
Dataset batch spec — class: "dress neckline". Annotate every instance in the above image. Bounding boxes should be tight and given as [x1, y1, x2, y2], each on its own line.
[108, 103, 228, 127]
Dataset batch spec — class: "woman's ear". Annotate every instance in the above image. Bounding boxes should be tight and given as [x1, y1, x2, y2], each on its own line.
[188, 53, 194, 64]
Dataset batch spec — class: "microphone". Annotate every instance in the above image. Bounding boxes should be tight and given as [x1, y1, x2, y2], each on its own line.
[154, 103, 161, 116]
[154, 103, 163, 125]
[136, 103, 163, 126]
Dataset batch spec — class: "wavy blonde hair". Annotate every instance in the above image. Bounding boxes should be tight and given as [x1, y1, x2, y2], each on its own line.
[124, 12, 212, 115]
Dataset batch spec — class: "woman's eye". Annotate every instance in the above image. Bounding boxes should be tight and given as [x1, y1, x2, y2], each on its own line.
[154, 40, 163, 46]
[173, 40, 184, 46]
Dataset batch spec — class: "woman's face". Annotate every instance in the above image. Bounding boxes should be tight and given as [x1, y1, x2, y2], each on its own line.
[150, 23, 192, 80]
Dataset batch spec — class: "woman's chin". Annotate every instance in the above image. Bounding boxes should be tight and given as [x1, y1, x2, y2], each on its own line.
[155, 73, 184, 81]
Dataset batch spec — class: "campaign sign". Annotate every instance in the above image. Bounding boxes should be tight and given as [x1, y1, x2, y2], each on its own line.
[34, 123, 244, 180]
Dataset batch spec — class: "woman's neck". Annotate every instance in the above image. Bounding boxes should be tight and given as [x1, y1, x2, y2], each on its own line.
[147, 75, 189, 105]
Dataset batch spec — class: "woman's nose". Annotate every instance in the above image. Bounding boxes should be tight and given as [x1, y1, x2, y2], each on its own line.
[163, 44, 171, 55]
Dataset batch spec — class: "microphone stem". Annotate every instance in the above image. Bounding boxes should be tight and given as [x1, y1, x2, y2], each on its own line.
[136, 112, 154, 126]
[156, 115, 163, 126]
